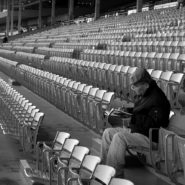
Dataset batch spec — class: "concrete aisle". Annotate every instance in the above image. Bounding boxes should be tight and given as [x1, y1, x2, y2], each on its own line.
[0, 72, 173, 185]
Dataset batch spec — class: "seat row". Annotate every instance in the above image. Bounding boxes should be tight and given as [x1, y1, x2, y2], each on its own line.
[2, 44, 185, 74]
[25, 131, 134, 185]
[44, 57, 185, 110]
[13, 64, 115, 134]
[0, 52, 184, 112]
[0, 78, 45, 153]
[35, 47, 74, 58]
[133, 31, 185, 42]
[107, 40, 185, 54]
[26, 120, 185, 185]
[80, 49, 185, 72]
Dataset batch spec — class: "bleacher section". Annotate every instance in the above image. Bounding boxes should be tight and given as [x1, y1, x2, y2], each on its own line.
[0, 4, 185, 185]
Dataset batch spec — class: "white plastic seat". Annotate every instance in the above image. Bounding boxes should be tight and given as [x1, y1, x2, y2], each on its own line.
[81, 87, 99, 126]
[67, 164, 116, 185]
[23, 112, 45, 153]
[158, 71, 173, 96]
[36, 131, 70, 172]
[87, 89, 107, 130]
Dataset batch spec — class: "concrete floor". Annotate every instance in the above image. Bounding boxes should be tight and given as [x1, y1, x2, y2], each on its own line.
[0, 71, 174, 185]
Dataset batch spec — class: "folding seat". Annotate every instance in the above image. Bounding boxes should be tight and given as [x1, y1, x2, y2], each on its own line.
[66, 82, 81, 115]
[87, 61, 96, 84]
[90, 62, 100, 86]
[59, 79, 73, 111]
[143, 52, 154, 69]
[149, 127, 176, 175]
[139, 52, 148, 68]
[121, 42, 127, 51]
[82, 61, 91, 84]
[103, 50, 109, 64]
[77, 60, 87, 82]
[100, 50, 107, 63]
[63, 80, 77, 113]
[166, 32, 173, 41]
[165, 135, 185, 184]
[170, 41, 179, 53]
[156, 41, 165, 53]
[94, 92, 115, 133]
[156, 32, 162, 41]
[167, 73, 185, 109]
[176, 41, 185, 54]
[162, 41, 172, 53]
[95, 50, 101, 63]
[25, 138, 80, 183]
[134, 34, 139, 42]
[89, 50, 95, 62]
[178, 31, 185, 42]
[161, 32, 168, 41]
[172, 32, 179, 41]
[81, 87, 99, 126]
[152, 41, 159, 53]
[97, 63, 111, 90]
[108, 50, 116, 64]
[130, 52, 139, 67]
[146, 69, 154, 75]
[126, 51, 136, 66]
[112, 50, 120, 65]
[126, 42, 132, 51]
[96, 63, 106, 88]
[106, 65, 117, 91]
[142, 33, 148, 42]
[151, 70, 162, 83]
[67, 164, 115, 185]
[115, 66, 129, 99]
[36, 131, 70, 171]
[144, 41, 150, 53]
[69, 83, 87, 120]
[51, 145, 90, 184]
[167, 53, 180, 71]
[176, 54, 185, 73]
[121, 50, 129, 65]
[142, 41, 148, 52]
[157, 71, 173, 97]
[55, 154, 101, 185]
[126, 67, 138, 102]
[87, 89, 106, 129]
[81, 49, 88, 61]
[152, 53, 163, 70]
[23, 112, 45, 153]
[131, 41, 137, 52]
[159, 53, 171, 71]
[111, 65, 124, 95]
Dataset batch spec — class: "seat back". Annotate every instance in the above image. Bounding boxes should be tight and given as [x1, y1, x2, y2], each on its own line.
[68, 146, 90, 168]
[109, 178, 134, 185]
[173, 135, 185, 182]
[158, 71, 173, 96]
[60, 138, 79, 158]
[53, 131, 70, 150]
[90, 165, 116, 185]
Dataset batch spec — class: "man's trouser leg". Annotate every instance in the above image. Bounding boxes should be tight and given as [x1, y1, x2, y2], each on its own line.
[102, 128, 150, 176]
[101, 127, 123, 164]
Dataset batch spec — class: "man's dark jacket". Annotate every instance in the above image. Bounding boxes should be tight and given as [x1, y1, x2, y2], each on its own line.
[129, 80, 171, 142]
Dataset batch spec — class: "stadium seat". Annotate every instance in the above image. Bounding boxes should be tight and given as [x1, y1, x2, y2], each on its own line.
[67, 164, 116, 185]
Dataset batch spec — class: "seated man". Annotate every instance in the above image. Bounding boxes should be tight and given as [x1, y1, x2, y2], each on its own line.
[101, 68, 171, 177]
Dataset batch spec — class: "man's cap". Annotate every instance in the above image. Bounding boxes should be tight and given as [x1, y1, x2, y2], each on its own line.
[130, 68, 153, 85]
